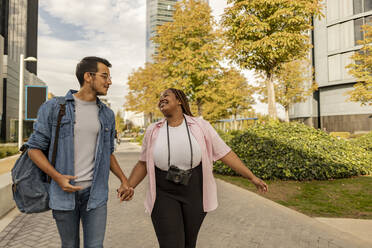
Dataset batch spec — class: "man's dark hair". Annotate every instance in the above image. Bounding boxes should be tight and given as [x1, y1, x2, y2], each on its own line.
[168, 88, 193, 117]
[75, 56, 112, 86]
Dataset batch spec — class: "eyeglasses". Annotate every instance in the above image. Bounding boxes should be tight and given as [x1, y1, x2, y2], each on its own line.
[89, 72, 112, 82]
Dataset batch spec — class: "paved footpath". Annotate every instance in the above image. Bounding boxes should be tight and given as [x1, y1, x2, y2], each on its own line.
[0, 142, 371, 247]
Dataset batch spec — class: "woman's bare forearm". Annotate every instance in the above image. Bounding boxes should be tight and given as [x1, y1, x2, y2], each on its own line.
[219, 151, 256, 181]
[128, 161, 147, 188]
[110, 154, 129, 184]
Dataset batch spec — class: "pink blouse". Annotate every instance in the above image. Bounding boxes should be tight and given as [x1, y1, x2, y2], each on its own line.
[139, 115, 231, 214]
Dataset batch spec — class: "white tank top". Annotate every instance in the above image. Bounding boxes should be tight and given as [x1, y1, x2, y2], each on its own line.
[153, 119, 202, 171]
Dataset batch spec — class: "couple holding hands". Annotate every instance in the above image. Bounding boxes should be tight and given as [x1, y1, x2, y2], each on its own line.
[27, 56, 267, 248]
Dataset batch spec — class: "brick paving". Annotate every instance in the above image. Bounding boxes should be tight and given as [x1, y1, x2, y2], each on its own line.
[0, 142, 371, 247]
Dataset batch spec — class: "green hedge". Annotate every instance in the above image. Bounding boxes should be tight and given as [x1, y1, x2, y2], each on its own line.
[133, 134, 144, 145]
[214, 121, 372, 181]
[0, 146, 19, 159]
[351, 131, 372, 152]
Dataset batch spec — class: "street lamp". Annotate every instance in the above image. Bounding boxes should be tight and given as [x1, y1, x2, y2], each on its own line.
[18, 54, 37, 149]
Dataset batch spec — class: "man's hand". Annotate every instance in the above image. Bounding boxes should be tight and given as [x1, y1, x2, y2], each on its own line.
[55, 175, 83, 193]
[117, 183, 134, 202]
[250, 176, 268, 193]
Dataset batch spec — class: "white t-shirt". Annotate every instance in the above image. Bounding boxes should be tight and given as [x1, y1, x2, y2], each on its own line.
[73, 95, 100, 188]
[153, 119, 202, 171]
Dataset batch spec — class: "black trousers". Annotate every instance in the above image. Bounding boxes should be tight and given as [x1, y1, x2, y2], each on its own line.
[151, 165, 206, 248]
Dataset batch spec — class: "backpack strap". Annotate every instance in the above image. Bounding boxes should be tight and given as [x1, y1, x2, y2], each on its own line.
[47, 97, 66, 183]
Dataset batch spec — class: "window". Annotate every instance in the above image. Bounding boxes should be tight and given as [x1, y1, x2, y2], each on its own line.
[354, 0, 372, 14]
[354, 15, 372, 44]
[365, 0, 372, 12]
[354, 0, 363, 14]
[354, 18, 364, 44]
[366, 15, 372, 24]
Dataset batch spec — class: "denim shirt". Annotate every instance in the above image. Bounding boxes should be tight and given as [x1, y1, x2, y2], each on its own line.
[26, 90, 115, 211]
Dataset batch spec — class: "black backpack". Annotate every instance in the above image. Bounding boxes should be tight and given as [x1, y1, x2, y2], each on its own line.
[11, 97, 66, 213]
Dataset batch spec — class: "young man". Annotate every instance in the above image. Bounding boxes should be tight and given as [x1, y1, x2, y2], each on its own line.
[27, 56, 134, 247]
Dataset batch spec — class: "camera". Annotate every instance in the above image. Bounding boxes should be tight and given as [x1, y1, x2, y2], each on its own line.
[166, 165, 193, 186]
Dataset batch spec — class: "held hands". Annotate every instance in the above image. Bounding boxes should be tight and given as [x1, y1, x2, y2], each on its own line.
[117, 183, 134, 202]
[55, 175, 83, 193]
[250, 176, 268, 193]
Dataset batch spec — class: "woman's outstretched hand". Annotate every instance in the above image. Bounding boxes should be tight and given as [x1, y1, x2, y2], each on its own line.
[250, 177, 268, 193]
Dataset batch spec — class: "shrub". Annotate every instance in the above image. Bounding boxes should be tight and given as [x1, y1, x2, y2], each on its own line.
[351, 131, 372, 152]
[216, 129, 244, 145]
[133, 134, 144, 145]
[0, 146, 19, 159]
[214, 121, 372, 181]
[330, 132, 350, 139]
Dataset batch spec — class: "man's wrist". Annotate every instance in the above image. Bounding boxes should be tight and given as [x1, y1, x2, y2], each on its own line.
[51, 172, 63, 182]
[120, 179, 130, 187]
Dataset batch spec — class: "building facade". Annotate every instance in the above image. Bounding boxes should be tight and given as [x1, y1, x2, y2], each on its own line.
[146, 0, 180, 62]
[146, 0, 209, 62]
[123, 110, 145, 128]
[0, 0, 45, 142]
[290, 0, 372, 133]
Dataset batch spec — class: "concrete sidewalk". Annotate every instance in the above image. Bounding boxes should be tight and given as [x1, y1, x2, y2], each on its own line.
[0, 154, 19, 175]
[0, 142, 371, 247]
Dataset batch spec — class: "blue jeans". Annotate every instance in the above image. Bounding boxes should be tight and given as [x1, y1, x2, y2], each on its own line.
[52, 187, 107, 248]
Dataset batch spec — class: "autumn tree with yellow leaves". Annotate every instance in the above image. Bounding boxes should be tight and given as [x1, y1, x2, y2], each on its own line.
[125, 63, 166, 123]
[222, 0, 322, 120]
[115, 111, 125, 133]
[152, 0, 224, 116]
[346, 23, 372, 106]
[256, 60, 318, 122]
[203, 68, 256, 125]
[125, 0, 256, 123]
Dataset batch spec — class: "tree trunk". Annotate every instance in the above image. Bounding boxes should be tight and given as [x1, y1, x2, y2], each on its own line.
[233, 114, 237, 130]
[285, 107, 289, 122]
[266, 74, 278, 120]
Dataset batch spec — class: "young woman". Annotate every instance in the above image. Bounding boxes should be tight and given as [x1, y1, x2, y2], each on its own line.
[128, 88, 268, 248]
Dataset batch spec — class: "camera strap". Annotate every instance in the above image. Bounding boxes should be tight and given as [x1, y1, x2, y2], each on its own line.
[166, 115, 193, 169]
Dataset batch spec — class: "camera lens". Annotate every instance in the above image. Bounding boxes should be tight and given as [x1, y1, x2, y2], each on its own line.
[175, 175, 180, 182]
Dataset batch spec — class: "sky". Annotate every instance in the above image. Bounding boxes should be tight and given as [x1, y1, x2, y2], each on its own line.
[38, 0, 279, 117]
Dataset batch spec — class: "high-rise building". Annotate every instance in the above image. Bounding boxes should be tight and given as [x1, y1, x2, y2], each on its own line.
[146, 0, 209, 62]
[146, 0, 180, 62]
[290, 0, 372, 133]
[0, 0, 45, 141]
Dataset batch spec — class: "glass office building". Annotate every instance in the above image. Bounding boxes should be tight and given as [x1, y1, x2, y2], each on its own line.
[290, 0, 372, 133]
[146, 0, 180, 62]
[7, 0, 27, 62]
[146, 0, 209, 62]
[0, 0, 43, 141]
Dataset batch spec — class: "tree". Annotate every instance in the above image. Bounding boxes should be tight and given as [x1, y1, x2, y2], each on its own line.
[256, 60, 318, 122]
[346, 23, 372, 106]
[222, 0, 322, 120]
[124, 63, 166, 123]
[203, 68, 256, 126]
[115, 111, 125, 133]
[152, 0, 224, 116]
